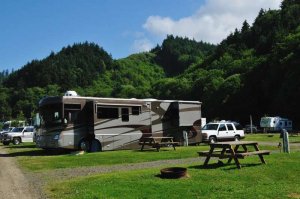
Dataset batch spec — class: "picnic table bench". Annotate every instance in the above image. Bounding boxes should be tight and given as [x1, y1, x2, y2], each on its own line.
[198, 141, 270, 169]
[139, 136, 179, 151]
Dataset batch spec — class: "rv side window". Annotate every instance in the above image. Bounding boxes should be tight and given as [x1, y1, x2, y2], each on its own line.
[64, 104, 81, 110]
[122, 108, 129, 122]
[132, 106, 141, 115]
[97, 107, 119, 119]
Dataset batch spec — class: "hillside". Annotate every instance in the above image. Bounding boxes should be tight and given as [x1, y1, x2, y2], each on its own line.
[1, 0, 300, 127]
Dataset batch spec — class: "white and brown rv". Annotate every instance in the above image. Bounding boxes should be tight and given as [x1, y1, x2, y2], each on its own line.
[35, 93, 202, 152]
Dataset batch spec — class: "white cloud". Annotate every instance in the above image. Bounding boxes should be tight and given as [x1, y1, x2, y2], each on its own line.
[131, 38, 153, 54]
[143, 0, 282, 44]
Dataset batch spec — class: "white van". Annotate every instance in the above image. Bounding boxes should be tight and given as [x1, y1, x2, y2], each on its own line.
[202, 121, 245, 143]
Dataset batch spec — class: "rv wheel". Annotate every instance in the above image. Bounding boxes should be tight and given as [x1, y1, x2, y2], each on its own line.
[79, 139, 91, 152]
[3, 141, 10, 145]
[90, 139, 102, 152]
[13, 137, 21, 145]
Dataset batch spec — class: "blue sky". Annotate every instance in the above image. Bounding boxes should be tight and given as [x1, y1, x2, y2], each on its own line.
[0, 0, 281, 71]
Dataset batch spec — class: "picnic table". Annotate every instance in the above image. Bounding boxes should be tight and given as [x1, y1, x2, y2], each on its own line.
[139, 136, 179, 151]
[198, 141, 270, 169]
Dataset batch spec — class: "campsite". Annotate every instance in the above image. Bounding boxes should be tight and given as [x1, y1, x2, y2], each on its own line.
[1, 134, 300, 198]
[1, 0, 300, 198]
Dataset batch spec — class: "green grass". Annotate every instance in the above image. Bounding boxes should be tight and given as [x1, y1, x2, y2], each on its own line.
[244, 133, 300, 143]
[3, 133, 299, 171]
[3, 137, 300, 198]
[46, 152, 300, 199]
[5, 144, 210, 171]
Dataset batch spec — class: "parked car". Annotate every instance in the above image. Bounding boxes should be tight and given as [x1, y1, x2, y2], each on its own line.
[245, 124, 258, 133]
[1, 126, 34, 145]
[0, 127, 14, 141]
[201, 121, 245, 143]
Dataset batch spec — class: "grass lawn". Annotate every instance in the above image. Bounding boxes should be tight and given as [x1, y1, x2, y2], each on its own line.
[2, 135, 300, 198]
[4, 133, 299, 171]
[46, 152, 300, 199]
[5, 144, 210, 171]
[244, 133, 300, 143]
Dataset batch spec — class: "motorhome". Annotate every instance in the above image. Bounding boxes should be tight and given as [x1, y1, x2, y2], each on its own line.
[35, 92, 202, 152]
[260, 116, 292, 132]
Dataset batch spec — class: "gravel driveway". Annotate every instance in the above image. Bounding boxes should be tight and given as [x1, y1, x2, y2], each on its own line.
[0, 146, 39, 199]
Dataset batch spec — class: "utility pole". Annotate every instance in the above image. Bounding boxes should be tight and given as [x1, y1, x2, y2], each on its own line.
[250, 115, 253, 134]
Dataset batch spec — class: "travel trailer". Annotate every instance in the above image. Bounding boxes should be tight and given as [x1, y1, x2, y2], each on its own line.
[260, 116, 292, 132]
[35, 93, 202, 152]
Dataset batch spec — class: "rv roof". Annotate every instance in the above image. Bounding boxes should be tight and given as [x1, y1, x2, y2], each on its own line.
[62, 95, 201, 104]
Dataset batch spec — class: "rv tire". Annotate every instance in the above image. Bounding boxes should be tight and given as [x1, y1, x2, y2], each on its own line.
[3, 141, 10, 145]
[90, 139, 102, 152]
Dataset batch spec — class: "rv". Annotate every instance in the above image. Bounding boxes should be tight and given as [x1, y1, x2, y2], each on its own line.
[35, 93, 202, 152]
[260, 116, 292, 132]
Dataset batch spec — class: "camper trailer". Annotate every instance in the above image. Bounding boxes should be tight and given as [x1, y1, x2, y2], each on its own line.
[260, 116, 292, 132]
[35, 94, 202, 152]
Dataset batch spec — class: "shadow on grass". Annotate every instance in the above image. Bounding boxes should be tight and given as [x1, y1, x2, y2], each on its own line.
[189, 161, 263, 170]
[5, 144, 37, 149]
[132, 148, 176, 152]
[290, 141, 300, 144]
[0, 147, 72, 157]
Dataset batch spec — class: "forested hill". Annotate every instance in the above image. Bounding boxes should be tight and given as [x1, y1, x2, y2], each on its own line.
[1, 0, 300, 127]
[3, 42, 114, 90]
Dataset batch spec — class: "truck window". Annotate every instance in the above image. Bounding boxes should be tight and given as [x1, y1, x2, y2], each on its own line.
[219, 124, 226, 131]
[234, 123, 243, 130]
[226, 124, 234, 130]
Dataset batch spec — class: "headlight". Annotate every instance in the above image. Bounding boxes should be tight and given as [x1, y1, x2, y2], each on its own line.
[53, 134, 60, 140]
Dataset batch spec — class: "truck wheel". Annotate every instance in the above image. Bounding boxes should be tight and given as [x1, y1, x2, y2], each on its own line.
[3, 141, 10, 146]
[209, 136, 217, 144]
[234, 135, 240, 141]
[13, 137, 21, 145]
[79, 139, 90, 152]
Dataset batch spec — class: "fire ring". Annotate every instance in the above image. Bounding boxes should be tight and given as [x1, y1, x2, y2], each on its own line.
[160, 167, 188, 179]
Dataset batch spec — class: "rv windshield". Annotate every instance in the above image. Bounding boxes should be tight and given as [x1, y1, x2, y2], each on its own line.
[40, 103, 63, 127]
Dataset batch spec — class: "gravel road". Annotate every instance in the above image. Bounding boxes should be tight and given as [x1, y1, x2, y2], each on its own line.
[0, 146, 39, 199]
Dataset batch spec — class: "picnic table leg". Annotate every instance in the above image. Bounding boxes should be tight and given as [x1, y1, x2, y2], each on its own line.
[204, 146, 215, 166]
[171, 139, 176, 150]
[229, 146, 241, 169]
[140, 141, 146, 151]
[228, 145, 240, 163]
[253, 144, 266, 164]
[172, 144, 176, 150]
[156, 145, 160, 152]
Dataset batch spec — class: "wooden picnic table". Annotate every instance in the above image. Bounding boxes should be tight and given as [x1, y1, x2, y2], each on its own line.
[139, 136, 179, 151]
[198, 141, 270, 169]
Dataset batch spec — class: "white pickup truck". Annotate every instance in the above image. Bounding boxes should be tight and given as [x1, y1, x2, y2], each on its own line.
[202, 121, 245, 143]
[1, 126, 35, 145]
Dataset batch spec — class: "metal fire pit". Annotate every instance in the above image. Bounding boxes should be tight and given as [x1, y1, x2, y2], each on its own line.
[160, 167, 188, 179]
